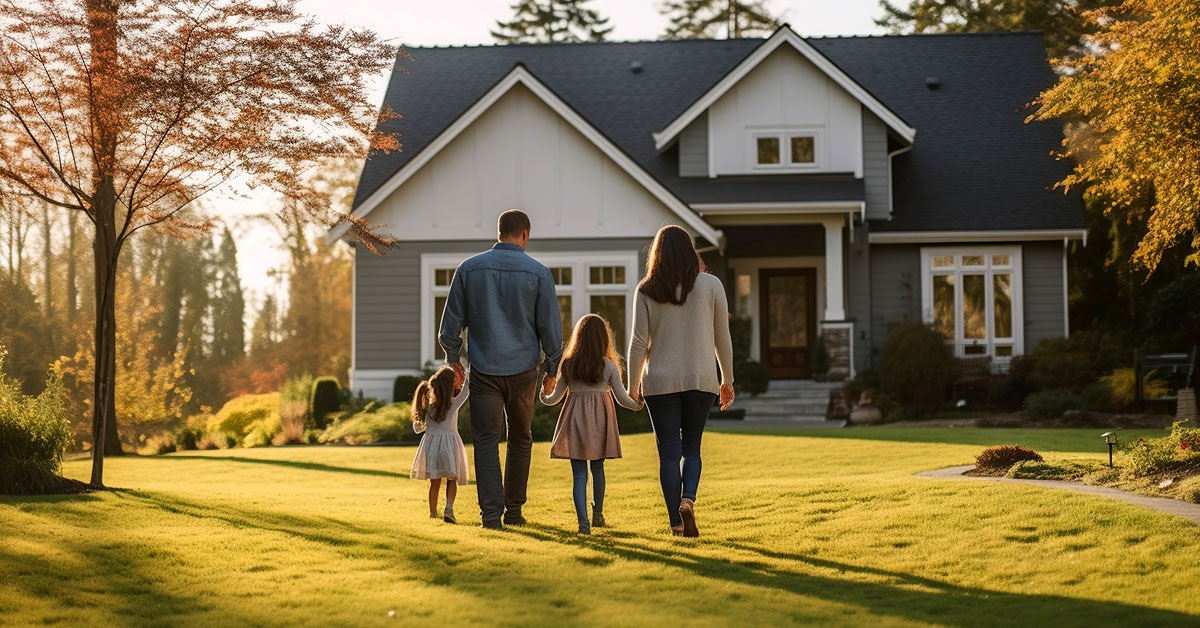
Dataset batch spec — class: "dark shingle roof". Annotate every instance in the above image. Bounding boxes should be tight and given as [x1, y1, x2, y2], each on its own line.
[353, 32, 1081, 233]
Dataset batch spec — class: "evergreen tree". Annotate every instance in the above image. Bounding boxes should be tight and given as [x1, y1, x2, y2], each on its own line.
[211, 227, 246, 365]
[661, 0, 782, 39]
[492, 0, 613, 43]
[875, 0, 1123, 60]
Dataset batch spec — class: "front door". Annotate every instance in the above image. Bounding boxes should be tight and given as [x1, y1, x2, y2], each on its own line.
[759, 268, 817, 379]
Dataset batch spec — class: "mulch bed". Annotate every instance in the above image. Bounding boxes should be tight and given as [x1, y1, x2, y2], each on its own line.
[1, 475, 94, 496]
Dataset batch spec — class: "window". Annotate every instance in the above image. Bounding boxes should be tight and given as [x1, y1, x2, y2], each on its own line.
[751, 129, 820, 170]
[420, 252, 638, 368]
[921, 247, 1022, 360]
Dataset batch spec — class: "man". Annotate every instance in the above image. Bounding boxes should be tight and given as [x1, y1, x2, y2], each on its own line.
[439, 209, 562, 529]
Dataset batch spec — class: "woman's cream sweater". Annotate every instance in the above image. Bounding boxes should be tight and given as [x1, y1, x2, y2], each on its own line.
[627, 272, 734, 397]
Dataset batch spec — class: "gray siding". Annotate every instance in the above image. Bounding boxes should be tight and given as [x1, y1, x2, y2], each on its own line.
[1022, 241, 1067, 351]
[354, 238, 652, 372]
[678, 112, 709, 178]
[862, 109, 890, 221]
[845, 221, 871, 371]
[868, 244, 921, 366]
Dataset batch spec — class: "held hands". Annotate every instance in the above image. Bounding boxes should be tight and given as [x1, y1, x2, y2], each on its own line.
[719, 383, 735, 411]
[542, 374, 557, 397]
[450, 362, 466, 388]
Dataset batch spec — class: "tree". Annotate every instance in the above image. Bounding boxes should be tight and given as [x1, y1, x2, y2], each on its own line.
[661, 0, 782, 39]
[0, 0, 400, 488]
[211, 227, 245, 366]
[875, 0, 1123, 60]
[1030, 0, 1200, 272]
[492, 0, 613, 43]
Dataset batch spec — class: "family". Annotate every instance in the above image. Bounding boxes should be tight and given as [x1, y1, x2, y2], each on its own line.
[408, 209, 735, 537]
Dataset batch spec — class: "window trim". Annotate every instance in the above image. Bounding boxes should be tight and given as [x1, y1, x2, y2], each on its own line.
[420, 251, 638, 368]
[749, 127, 823, 172]
[920, 245, 1024, 360]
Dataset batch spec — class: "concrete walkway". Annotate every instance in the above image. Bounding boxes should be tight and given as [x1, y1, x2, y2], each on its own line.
[917, 465, 1200, 525]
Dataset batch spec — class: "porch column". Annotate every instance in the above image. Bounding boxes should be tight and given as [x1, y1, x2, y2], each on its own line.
[821, 217, 846, 321]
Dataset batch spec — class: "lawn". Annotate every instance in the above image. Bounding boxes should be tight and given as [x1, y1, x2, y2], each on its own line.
[4, 427, 1200, 627]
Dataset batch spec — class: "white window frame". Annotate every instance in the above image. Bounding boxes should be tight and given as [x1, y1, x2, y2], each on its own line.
[920, 246, 1024, 360]
[420, 251, 638, 368]
[749, 127, 823, 172]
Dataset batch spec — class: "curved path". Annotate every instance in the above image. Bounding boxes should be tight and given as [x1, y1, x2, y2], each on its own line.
[917, 465, 1200, 525]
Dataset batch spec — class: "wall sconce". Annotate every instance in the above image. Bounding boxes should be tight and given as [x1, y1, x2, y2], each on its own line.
[1101, 432, 1117, 467]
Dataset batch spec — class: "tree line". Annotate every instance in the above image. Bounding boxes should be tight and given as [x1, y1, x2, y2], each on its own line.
[0, 194, 352, 455]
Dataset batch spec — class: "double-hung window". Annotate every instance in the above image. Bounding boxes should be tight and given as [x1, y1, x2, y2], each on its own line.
[421, 252, 638, 367]
[921, 246, 1023, 359]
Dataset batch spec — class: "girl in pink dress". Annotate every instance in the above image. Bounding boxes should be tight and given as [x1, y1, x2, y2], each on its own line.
[541, 314, 643, 534]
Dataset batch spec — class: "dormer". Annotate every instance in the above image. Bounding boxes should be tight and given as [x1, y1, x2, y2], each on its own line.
[655, 26, 915, 180]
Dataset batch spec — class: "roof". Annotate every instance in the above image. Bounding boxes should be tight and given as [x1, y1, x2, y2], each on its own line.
[352, 31, 1082, 234]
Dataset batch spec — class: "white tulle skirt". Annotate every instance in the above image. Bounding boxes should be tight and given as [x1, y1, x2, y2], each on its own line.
[410, 431, 469, 483]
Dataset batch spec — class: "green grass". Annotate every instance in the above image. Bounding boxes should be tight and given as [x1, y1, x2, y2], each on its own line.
[4, 428, 1200, 626]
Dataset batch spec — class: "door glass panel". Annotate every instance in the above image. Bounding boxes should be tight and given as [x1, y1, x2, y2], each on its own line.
[766, 275, 806, 348]
[932, 275, 955, 339]
[962, 274, 986, 340]
[590, 294, 626, 354]
[993, 273, 1012, 338]
[962, 255, 985, 267]
[550, 267, 572, 286]
[434, 269, 455, 286]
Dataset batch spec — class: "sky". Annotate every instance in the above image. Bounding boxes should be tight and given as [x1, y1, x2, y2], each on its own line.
[234, 0, 890, 307]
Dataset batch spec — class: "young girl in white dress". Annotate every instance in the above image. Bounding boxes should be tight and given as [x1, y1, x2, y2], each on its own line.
[410, 365, 470, 524]
[541, 314, 643, 534]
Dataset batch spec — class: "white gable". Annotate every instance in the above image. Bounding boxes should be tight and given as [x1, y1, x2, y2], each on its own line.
[709, 45, 863, 177]
[334, 67, 721, 244]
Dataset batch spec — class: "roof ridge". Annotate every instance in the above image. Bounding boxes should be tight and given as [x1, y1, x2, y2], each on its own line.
[400, 31, 1045, 50]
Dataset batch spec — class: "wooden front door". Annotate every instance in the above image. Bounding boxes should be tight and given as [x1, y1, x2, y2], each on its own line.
[759, 268, 817, 379]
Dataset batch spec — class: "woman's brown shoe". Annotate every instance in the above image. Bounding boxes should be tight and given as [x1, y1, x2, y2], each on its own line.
[678, 498, 699, 537]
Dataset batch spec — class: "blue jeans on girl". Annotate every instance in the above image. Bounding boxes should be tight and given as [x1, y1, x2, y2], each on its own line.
[645, 390, 717, 527]
[570, 459, 605, 532]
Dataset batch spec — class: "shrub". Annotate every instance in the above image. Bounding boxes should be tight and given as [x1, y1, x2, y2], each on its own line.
[1007, 459, 1098, 481]
[736, 361, 769, 396]
[319, 402, 417, 445]
[1121, 436, 1178, 476]
[274, 399, 309, 446]
[1024, 331, 1123, 394]
[310, 377, 341, 428]
[1100, 368, 1169, 412]
[975, 444, 1042, 470]
[393, 375, 423, 404]
[208, 393, 280, 446]
[0, 356, 74, 495]
[813, 336, 829, 378]
[878, 323, 955, 418]
[1022, 389, 1083, 418]
[138, 432, 177, 456]
[174, 421, 202, 451]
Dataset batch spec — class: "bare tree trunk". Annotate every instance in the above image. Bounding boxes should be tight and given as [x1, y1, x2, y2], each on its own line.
[42, 208, 53, 319]
[88, 0, 124, 488]
[67, 212, 77, 327]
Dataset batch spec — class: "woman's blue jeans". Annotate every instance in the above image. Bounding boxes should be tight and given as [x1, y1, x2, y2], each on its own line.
[645, 390, 716, 527]
[570, 459, 605, 528]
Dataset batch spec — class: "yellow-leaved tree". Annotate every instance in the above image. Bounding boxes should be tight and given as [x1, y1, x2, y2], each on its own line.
[1031, 0, 1200, 271]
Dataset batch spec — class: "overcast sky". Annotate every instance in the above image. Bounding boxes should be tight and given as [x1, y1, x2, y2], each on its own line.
[234, 0, 891, 306]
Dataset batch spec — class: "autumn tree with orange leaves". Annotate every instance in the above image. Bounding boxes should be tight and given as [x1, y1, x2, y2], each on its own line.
[0, 0, 401, 488]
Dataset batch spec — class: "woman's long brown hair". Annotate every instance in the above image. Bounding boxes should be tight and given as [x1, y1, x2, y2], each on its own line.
[412, 366, 457, 424]
[638, 225, 706, 305]
[561, 314, 622, 386]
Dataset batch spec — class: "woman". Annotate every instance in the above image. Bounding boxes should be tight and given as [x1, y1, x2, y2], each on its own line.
[628, 225, 734, 538]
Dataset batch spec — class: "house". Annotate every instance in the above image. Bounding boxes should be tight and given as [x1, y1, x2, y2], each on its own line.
[331, 26, 1085, 402]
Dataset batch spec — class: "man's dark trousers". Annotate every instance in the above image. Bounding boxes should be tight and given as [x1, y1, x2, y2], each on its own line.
[470, 367, 538, 526]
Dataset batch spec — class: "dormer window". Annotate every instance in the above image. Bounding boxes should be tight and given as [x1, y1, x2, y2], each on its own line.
[751, 128, 820, 171]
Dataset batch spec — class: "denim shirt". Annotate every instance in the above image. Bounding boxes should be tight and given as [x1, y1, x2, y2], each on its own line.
[439, 242, 563, 377]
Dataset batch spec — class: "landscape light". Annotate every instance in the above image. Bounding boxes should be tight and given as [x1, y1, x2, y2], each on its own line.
[1101, 432, 1117, 467]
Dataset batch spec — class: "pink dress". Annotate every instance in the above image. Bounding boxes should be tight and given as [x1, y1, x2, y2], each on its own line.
[541, 359, 641, 460]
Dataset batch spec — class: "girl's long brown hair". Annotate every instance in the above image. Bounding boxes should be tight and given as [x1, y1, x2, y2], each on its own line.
[638, 225, 706, 305]
[412, 366, 457, 424]
[561, 314, 622, 386]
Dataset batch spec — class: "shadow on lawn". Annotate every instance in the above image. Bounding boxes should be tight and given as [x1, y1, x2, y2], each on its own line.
[508, 523, 1197, 627]
[161, 454, 411, 479]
